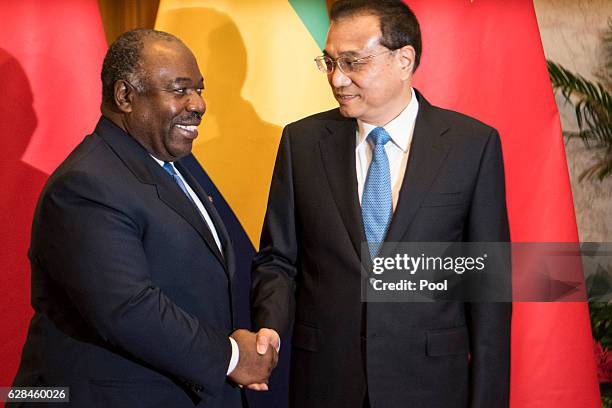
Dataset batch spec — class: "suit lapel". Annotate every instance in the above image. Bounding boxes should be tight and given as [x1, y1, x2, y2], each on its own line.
[176, 160, 234, 278]
[319, 116, 366, 258]
[384, 92, 451, 245]
[155, 167, 227, 270]
[95, 117, 227, 270]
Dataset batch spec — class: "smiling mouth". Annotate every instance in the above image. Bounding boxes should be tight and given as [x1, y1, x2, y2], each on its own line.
[335, 94, 357, 103]
[174, 124, 199, 138]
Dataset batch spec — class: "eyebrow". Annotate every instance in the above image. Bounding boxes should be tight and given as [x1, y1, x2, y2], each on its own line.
[322, 49, 362, 58]
[166, 77, 204, 87]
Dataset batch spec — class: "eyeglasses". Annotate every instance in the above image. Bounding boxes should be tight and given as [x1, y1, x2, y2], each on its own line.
[314, 49, 396, 74]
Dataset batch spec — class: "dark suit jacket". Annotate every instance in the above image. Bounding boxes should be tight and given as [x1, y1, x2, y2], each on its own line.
[251, 91, 511, 408]
[12, 117, 242, 408]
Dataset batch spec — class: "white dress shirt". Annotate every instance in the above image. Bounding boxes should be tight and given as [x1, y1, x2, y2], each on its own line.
[150, 156, 239, 375]
[356, 87, 419, 211]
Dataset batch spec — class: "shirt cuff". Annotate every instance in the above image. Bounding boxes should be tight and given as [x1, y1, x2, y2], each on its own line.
[227, 337, 240, 375]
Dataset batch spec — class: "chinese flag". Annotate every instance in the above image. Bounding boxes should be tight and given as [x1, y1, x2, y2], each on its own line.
[0, 0, 107, 389]
[408, 1, 600, 407]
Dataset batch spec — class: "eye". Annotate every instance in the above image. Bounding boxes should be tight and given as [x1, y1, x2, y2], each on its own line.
[195, 88, 203, 96]
[349, 59, 368, 71]
[173, 88, 187, 95]
[324, 57, 334, 71]
[339, 57, 366, 73]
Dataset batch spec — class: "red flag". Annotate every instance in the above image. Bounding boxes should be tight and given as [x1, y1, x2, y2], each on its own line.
[0, 0, 106, 388]
[408, 1, 600, 406]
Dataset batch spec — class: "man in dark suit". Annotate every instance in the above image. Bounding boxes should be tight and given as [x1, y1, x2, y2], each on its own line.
[250, 1, 511, 407]
[11, 29, 276, 407]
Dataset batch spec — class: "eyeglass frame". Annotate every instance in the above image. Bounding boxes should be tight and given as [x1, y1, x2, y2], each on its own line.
[314, 48, 398, 75]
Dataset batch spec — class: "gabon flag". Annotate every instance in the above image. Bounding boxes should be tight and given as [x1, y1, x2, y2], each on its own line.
[157, 1, 600, 407]
[0, 0, 107, 390]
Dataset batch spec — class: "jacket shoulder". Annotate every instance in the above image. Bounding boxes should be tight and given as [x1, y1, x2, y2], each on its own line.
[432, 105, 496, 135]
[284, 108, 351, 134]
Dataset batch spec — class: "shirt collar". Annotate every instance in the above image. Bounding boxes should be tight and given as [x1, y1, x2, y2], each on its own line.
[150, 155, 171, 168]
[356, 87, 419, 152]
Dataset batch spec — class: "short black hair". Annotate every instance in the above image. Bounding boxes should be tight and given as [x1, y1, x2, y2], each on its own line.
[101, 28, 182, 106]
[330, 0, 422, 71]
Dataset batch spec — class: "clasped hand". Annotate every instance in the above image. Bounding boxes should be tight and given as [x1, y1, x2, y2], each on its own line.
[228, 328, 280, 391]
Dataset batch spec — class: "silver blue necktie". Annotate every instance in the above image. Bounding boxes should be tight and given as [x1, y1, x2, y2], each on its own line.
[361, 127, 392, 259]
[163, 161, 192, 198]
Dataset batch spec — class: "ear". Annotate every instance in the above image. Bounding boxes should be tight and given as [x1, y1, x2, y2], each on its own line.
[396, 45, 416, 80]
[113, 80, 134, 113]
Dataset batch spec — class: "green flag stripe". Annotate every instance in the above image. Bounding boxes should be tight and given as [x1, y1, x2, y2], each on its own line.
[288, 0, 330, 50]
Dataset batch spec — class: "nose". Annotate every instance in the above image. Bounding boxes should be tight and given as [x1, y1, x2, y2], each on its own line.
[186, 92, 206, 116]
[329, 65, 351, 88]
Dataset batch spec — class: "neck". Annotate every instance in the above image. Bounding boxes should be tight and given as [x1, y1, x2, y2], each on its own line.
[363, 87, 413, 127]
[101, 107, 128, 134]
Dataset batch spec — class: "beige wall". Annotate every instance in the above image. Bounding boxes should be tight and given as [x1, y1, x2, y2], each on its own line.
[534, 0, 612, 241]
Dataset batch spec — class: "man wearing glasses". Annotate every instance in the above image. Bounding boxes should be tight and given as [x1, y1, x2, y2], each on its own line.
[250, 1, 510, 407]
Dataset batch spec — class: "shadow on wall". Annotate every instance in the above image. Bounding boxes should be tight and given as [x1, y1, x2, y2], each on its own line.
[162, 8, 282, 248]
[0, 48, 47, 385]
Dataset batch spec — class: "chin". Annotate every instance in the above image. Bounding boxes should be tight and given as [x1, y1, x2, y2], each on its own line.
[170, 142, 194, 159]
[339, 106, 359, 119]
[174, 150, 193, 160]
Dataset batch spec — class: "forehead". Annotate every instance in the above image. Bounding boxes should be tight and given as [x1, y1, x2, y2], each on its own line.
[325, 13, 382, 56]
[140, 39, 202, 83]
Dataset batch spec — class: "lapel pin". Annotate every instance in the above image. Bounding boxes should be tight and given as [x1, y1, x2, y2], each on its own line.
[208, 195, 214, 203]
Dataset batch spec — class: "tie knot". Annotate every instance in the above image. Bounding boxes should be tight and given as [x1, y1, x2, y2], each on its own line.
[368, 127, 391, 146]
[163, 161, 177, 176]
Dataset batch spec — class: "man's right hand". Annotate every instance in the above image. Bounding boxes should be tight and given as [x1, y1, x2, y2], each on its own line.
[228, 329, 278, 386]
[245, 328, 281, 391]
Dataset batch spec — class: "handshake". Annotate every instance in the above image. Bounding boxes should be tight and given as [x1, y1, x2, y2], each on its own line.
[228, 328, 280, 391]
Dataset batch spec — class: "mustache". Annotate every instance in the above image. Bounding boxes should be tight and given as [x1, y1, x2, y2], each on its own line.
[174, 111, 202, 125]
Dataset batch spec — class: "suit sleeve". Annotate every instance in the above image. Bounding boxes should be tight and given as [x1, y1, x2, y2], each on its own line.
[465, 129, 512, 408]
[32, 170, 231, 398]
[251, 127, 297, 337]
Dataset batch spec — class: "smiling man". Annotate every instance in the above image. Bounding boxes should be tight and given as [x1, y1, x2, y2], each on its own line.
[11, 29, 276, 407]
[251, 1, 511, 407]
